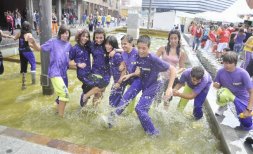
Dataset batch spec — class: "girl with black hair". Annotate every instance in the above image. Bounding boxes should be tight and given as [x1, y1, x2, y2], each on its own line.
[14, 21, 37, 84]
[69, 29, 103, 108]
[105, 35, 126, 107]
[89, 28, 110, 107]
[155, 30, 186, 108]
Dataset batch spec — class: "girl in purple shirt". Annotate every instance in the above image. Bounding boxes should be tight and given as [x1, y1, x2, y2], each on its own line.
[105, 36, 126, 107]
[69, 29, 103, 108]
[30, 25, 72, 117]
[90, 28, 111, 107]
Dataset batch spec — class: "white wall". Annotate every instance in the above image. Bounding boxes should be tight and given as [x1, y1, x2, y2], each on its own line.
[153, 11, 176, 31]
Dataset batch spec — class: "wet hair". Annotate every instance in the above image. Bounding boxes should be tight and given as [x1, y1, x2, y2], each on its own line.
[191, 66, 204, 80]
[21, 21, 32, 35]
[166, 30, 181, 57]
[93, 28, 106, 44]
[222, 51, 238, 65]
[105, 35, 119, 49]
[121, 34, 134, 47]
[137, 35, 151, 48]
[57, 24, 71, 40]
[75, 29, 90, 45]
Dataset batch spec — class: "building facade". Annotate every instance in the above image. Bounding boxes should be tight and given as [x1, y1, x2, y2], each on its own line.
[0, 0, 120, 28]
[142, 0, 238, 13]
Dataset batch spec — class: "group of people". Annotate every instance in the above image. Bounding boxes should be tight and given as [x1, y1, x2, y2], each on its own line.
[4, 9, 24, 35]
[1, 19, 253, 136]
[189, 21, 253, 131]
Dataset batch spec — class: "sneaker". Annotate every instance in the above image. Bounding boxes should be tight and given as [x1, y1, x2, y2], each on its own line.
[147, 129, 160, 137]
[215, 105, 228, 116]
[108, 113, 116, 128]
[101, 113, 116, 128]
[55, 97, 59, 104]
[80, 93, 88, 107]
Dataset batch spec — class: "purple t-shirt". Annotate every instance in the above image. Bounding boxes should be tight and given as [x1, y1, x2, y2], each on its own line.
[109, 52, 123, 82]
[41, 38, 72, 78]
[69, 44, 91, 80]
[90, 42, 110, 77]
[121, 48, 138, 74]
[179, 68, 212, 94]
[214, 67, 253, 104]
[235, 33, 246, 44]
[137, 53, 169, 90]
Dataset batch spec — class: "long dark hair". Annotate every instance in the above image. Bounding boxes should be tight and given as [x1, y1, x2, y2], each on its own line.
[93, 28, 106, 45]
[21, 21, 32, 35]
[166, 30, 181, 57]
[106, 35, 119, 50]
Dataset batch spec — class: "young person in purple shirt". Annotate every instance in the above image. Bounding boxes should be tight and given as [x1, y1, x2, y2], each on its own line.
[13, 21, 37, 84]
[134, 35, 176, 135]
[214, 52, 253, 130]
[104, 35, 176, 135]
[113, 35, 142, 115]
[102, 35, 142, 128]
[233, 28, 246, 54]
[90, 28, 111, 107]
[30, 25, 72, 117]
[69, 29, 103, 107]
[105, 35, 126, 107]
[173, 66, 212, 120]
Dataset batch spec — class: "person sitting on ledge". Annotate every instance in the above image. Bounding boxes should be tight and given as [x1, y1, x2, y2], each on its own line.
[214, 51, 253, 130]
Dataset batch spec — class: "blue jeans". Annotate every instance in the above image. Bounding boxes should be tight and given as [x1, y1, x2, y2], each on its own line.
[192, 37, 201, 50]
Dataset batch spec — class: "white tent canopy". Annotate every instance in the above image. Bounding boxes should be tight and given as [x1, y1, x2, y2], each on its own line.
[222, 0, 253, 15]
[194, 11, 223, 21]
[194, 0, 252, 23]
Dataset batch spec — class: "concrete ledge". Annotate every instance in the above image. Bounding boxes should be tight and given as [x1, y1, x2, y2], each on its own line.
[0, 126, 112, 154]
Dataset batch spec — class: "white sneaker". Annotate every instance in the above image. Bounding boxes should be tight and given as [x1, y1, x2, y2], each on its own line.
[215, 105, 228, 116]
[101, 114, 116, 128]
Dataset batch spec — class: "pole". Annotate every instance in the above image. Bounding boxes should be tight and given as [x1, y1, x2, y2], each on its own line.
[26, 0, 34, 26]
[39, 0, 54, 95]
[147, 0, 152, 30]
[56, 0, 62, 26]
